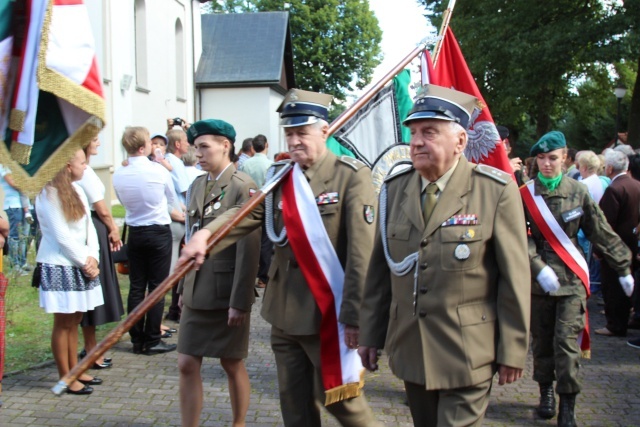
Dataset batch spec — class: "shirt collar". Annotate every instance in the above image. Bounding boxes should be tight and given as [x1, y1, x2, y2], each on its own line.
[301, 150, 329, 181]
[421, 159, 460, 194]
[612, 172, 627, 183]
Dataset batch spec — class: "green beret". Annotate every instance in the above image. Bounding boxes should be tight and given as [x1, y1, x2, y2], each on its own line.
[530, 131, 567, 156]
[187, 119, 236, 145]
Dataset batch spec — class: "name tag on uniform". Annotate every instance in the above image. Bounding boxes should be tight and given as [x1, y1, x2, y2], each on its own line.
[317, 192, 339, 205]
[561, 207, 583, 223]
[441, 214, 479, 227]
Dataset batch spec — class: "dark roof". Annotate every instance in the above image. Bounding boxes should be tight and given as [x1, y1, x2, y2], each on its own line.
[196, 12, 295, 92]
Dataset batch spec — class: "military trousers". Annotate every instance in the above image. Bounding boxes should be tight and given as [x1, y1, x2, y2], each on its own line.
[270, 325, 382, 427]
[404, 378, 492, 427]
[530, 292, 586, 394]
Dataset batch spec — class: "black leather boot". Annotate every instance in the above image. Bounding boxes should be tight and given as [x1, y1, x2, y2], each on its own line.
[558, 393, 577, 427]
[537, 383, 556, 419]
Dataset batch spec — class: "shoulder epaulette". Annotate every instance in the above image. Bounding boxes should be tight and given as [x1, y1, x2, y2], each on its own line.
[232, 170, 247, 182]
[475, 164, 511, 185]
[384, 161, 414, 182]
[338, 155, 366, 171]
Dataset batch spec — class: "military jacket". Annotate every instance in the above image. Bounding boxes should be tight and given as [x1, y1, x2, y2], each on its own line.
[360, 157, 531, 390]
[179, 166, 260, 311]
[204, 151, 377, 335]
[525, 177, 631, 296]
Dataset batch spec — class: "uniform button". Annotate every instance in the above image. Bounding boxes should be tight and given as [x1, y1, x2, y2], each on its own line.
[420, 287, 427, 294]
[420, 262, 428, 270]
[419, 309, 427, 318]
[481, 314, 486, 321]
[420, 239, 428, 248]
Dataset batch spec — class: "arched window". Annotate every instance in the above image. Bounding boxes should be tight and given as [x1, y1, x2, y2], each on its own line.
[175, 18, 185, 100]
[134, 0, 148, 88]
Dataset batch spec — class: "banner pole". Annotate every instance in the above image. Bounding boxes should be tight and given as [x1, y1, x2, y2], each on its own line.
[432, 0, 457, 66]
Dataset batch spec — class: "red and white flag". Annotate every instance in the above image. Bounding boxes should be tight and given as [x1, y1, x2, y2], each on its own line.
[280, 164, 364, 405]
[432, 27, 513, 174]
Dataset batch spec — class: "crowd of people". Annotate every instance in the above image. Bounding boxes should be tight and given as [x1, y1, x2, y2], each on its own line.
[2, 84, 639, 427]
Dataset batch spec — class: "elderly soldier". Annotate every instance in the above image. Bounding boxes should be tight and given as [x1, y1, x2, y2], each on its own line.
[358, 85, 531, 427]
[179, 90, 382, 427]
[523, 132, 633, 427]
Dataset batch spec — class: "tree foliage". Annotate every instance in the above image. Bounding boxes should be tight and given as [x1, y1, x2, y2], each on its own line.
[419, 0, 638, 152]
[202, 0, 383, 102]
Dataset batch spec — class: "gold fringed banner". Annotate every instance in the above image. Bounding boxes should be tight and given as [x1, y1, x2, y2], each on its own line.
[10, 141, 32, 165]
[8, 109, 25, 132]
[0, 118, 101, 197]
[36, 1, 105, 125]
[582, 349, 591, 360]
[323, 369, 365, 406]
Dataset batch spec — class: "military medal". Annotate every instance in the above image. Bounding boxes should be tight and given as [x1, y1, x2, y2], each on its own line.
[461, 229, 475, 239]
[213, 201, 221, 210]
[454, 244, 470, 260]
[204, 205, 213, 216]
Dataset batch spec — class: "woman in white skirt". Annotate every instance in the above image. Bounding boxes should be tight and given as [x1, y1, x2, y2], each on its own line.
[36, 148, 104, 395]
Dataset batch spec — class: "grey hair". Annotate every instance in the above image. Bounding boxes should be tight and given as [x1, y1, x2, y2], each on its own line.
[182, 146, 197, 166]
[604, 149, 629, 173]
[312, 119, 329, 130]
[614, 144, 635, 156]
[449, 121, 466, 135]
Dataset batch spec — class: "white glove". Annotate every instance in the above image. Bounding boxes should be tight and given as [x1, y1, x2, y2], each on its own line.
[537, 266, 561, 294]
[619, 274, 635, 298]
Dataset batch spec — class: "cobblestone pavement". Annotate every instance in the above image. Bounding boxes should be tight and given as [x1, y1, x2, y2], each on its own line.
[0, 294, 638, 426]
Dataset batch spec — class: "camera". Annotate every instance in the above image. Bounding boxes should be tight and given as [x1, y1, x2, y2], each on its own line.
[173, 117, 183, 127]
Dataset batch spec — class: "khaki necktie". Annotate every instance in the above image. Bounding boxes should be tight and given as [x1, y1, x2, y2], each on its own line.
[423, 183, 438, 225]
[205, 179, 216, 197]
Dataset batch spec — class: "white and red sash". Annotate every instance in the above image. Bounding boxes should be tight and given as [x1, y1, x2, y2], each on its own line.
[281, 163, 363, 405]
[520, 180, 591, 357]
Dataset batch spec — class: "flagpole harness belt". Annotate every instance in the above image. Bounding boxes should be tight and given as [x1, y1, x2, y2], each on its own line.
[380, 182, 420, 315]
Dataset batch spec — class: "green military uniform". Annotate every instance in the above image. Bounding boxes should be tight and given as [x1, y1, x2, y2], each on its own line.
[525, 176, 631, 393]
[177, 166, 261, 359]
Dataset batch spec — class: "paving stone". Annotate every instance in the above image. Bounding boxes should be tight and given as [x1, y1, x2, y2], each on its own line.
[0, 296, 638, 425]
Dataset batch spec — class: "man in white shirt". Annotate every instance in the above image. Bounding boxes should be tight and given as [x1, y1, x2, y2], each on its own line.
[113, 127, 177, 355]
[164, 129, 191, 322]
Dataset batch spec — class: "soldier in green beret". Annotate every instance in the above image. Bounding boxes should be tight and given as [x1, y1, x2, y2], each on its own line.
[523, 131, 633, 426]
[178, 118, 261, 427]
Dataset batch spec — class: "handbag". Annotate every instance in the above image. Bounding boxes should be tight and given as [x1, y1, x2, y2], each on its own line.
[112, 223, 129, 274]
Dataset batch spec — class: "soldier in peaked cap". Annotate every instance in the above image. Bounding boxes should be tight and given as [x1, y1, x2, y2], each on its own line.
[524, 131, 632, 426]
[179, 89, 382, 426]
[358, 84, 531, 426]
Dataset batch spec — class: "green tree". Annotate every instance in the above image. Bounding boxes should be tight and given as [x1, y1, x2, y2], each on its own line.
[201, 0, 383, 101]
[419, 0, 632, 143]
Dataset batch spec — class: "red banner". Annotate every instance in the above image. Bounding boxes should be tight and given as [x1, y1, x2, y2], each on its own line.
[433, 27, 513, 175]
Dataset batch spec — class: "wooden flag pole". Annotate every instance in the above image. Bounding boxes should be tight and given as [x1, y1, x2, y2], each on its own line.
[432, 0, 457, 66]
[51, 163, 294, 395]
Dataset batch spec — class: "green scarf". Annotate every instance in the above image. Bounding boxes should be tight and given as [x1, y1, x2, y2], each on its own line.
[537, 172, 562, 191]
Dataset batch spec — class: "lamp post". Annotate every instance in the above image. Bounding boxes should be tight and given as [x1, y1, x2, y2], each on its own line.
[614, 82, 627, 145]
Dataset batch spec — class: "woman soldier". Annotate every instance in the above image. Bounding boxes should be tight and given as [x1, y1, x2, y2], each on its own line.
[522, 131, 633, 427]
[176, 119, 260, 427]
